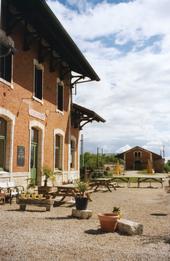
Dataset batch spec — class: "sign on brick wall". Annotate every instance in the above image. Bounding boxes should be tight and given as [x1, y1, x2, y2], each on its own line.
[17, 146, 25, 167]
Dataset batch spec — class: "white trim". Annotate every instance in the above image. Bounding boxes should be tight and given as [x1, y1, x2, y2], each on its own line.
[0, 52, 14, 89]
[0, 108, 15, 123]
[0, 108, 15, 173]
[54, 128, 65, 172]
[33, 59, 44, 101]
[29, 120, 45, 184]
[78, 133, 81, 174]
[32, 96, 44, 104]
[70, 135, 76, 170]
[56, 78, 64, 114]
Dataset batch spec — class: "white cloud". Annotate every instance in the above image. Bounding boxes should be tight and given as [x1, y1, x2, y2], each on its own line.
[116, 145, 131, 154]
[47, 0, 170, 156]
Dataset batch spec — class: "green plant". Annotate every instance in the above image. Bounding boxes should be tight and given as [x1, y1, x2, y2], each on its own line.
[112, 207, 120, 213]
[76, 181, 88, 197]
[27, 178, 36, 189]
[43, 166, 56, 186]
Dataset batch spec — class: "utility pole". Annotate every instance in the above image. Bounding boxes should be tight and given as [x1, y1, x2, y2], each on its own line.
[162, 145, 165, 158]
[97, 147, 99, 168]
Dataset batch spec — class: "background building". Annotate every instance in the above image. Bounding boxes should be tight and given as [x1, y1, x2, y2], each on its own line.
[117, 146, 164, 173]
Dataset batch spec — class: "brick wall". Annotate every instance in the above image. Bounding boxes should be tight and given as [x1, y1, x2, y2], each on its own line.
[0, 27, 80, 186]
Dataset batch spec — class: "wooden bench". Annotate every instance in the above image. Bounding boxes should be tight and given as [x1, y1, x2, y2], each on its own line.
[17, 198, 54, 211]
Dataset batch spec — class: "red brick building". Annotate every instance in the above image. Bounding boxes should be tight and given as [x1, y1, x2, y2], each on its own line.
[0, 0, 105, 187]
[117, 146, 164, 173]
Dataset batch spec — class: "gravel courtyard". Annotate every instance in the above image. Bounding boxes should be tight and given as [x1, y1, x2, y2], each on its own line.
[0, 184, 170, 261]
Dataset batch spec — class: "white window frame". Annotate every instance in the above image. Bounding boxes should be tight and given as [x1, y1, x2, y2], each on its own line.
[54, 129, 65, 171]
[33, 59, 44, 104]
[70, 136, 76, 170]
[0, 50, 13, 89]
[56, 78, 64, 114]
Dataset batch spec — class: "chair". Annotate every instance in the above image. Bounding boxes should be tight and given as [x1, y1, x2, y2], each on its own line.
[0, 181, 24, 204]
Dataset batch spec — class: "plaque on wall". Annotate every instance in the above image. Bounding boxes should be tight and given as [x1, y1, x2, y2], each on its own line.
[17, 146, 25, 167]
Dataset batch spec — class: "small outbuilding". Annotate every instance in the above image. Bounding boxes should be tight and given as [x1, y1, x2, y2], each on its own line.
[117, 146, 164, 173]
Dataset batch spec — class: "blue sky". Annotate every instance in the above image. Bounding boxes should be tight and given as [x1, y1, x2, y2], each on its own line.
[47, 0, 170, 157]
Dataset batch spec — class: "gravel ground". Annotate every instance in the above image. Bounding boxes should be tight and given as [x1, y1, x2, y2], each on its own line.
[0, 183, 170, 261]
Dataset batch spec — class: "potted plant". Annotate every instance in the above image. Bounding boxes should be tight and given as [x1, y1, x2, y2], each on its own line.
[38, 166, 56, 195]
[75, 181, 89, 210]
[112, 206, 121, 218]
[98, 207, 121, 232]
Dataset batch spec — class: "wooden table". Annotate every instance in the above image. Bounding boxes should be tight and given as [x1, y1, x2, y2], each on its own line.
[54, 184, 93, 202]
[137, 175, 165, 188]
[111, 175, 166, 188]
[90, 178, 116, 192]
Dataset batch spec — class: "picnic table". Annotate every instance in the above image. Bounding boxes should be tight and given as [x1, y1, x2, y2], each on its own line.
[90, 178, 117, 192]
[111, 175, 166, 188]
[52, 184, 93, 202]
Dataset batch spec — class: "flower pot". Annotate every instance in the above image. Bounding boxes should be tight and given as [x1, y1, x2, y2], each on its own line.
[75, 196, 88, 210]
[98, 213, 119, 232]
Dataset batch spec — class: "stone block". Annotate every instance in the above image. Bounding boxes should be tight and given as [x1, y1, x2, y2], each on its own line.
[117, 218, 143, 236]
[72, 208, 92, 219]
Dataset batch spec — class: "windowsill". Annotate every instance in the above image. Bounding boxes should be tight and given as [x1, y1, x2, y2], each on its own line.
[0, 78, 13, 89]
[54, 169, 63, 174]
[56, 109, 64, 115]
[0, 171, 10, 176]
[33, 96, 44, 104]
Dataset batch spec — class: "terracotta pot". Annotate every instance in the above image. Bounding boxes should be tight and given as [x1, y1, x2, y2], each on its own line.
[98, 213, 119, 232]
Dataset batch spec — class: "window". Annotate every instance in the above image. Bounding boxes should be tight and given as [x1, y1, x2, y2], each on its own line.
[54, 134, 63, 170]
[0, 118, 7, 171]
[70, 139, 76, 169]
[34, 61, 43, 100]
[57, 83, 64, 111]
[0, 44, 12, 83]
[134, 151, 141, 158]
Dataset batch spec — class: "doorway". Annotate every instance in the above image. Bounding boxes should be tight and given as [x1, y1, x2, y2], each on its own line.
[0, 118, 6, 171]
[134, 160, 142, 170]
[30, 128, 39, 185]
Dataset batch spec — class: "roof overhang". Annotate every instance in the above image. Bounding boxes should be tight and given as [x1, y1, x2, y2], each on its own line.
[72, 103, 105, 130]
[6, 0, 100, 81]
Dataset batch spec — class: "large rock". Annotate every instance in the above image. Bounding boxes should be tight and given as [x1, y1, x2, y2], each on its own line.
[117, 218, 143, 236]
[72, 208, 92, 219]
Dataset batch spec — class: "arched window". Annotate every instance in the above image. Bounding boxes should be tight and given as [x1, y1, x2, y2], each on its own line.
[70, 139, 76, 169]
[0, 117, 7, 170]
[134, 151, 142, 158]
[55, 134, 63, 170]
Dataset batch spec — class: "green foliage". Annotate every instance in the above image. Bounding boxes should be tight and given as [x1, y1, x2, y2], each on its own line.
[43, 166, 56, 186]
[27, 178, 35, 189]
[80, 152, 118, 170]
[76, 181, 88, 197]
[112, 207, 120, 213]
[164, 161, 170, 173]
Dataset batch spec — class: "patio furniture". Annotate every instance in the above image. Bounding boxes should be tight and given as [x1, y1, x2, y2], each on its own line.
[111, 175, 166, 188]
[90, 178, 117, 192]
[0, 181, 24, 204]
[54, 184, 93, 202]
[17, 197, 54, 211]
